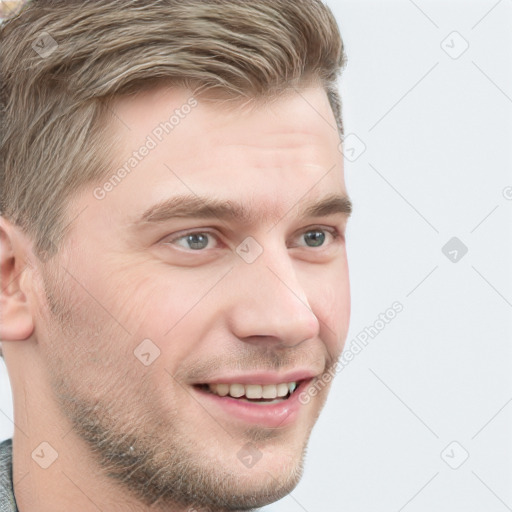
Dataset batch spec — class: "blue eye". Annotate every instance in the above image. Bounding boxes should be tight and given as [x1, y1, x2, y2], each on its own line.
[175, 232, 215, 251]
[166, 227, 341, 252]
[303, 230, 326, 247]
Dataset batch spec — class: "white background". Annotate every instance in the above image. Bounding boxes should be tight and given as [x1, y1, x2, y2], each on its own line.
[1, 1, 511, 511]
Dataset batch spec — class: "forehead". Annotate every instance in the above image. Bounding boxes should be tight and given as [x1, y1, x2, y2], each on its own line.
[110, 83, 340, 152]
[81, 84, 346, 232]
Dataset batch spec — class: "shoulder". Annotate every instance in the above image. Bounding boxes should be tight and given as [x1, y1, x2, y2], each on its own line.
[0, 438, 18, 512]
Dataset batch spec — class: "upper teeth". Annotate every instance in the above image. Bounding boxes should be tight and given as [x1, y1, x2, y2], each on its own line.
[208, 382, 298, 399]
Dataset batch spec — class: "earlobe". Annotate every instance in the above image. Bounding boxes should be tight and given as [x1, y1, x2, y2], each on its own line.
[0, 292, 34, 340]
[0, 217, 35, 341]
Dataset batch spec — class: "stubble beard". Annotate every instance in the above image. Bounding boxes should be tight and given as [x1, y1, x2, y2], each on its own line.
[40, 270, 312, 511]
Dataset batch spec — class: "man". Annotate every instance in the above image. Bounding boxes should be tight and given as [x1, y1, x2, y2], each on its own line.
[0, 0, 352, 510]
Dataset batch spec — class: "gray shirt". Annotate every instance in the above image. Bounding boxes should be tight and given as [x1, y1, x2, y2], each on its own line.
[0, 439, 17, 512]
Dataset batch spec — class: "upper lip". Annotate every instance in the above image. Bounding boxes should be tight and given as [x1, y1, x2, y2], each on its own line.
[195, 370, 319, 386]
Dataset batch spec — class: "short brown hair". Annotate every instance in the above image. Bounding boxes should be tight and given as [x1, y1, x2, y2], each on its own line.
[0, 0, 346, 257]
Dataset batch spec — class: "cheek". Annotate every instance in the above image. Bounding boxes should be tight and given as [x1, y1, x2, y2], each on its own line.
[312, 266, 350, 352]
[319, 286, 349, 333]
[121, 274, 207, 333]
[78, 257, 171, 337]
[97, 265, 222, 367]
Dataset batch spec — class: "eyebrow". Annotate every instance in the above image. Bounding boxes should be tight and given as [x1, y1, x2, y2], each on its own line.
[136, 193, 353, 226]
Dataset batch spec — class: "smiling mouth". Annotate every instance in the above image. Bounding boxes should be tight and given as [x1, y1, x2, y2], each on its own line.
[194, 380, 303, 404]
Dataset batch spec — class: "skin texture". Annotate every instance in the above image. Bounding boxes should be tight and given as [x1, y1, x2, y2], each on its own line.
[0, 84, 351, 512]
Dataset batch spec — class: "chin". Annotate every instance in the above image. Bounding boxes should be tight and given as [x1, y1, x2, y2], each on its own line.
[223, 439, 308, 507]
[227, 461, 305, 510]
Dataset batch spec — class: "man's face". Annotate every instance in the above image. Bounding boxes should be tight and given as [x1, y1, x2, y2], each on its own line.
[35, 84, 351, 510]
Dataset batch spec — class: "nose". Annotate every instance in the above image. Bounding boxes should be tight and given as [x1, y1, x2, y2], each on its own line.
[226, 246, 321, 348]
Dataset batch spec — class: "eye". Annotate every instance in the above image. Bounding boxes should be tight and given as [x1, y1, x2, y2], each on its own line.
[169, 231, 220, 251]
[164, 226, 342, 252]
[292, 227, 342, 249]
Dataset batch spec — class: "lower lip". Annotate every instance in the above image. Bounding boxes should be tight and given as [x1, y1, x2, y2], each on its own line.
[193, 379, 313, 428]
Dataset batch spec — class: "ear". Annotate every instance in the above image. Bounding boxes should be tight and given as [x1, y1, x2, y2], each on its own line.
[0, 216, 34, 341]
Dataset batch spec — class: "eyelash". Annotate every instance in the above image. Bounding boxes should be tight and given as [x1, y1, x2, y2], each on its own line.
[164, 226, 343, 252]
